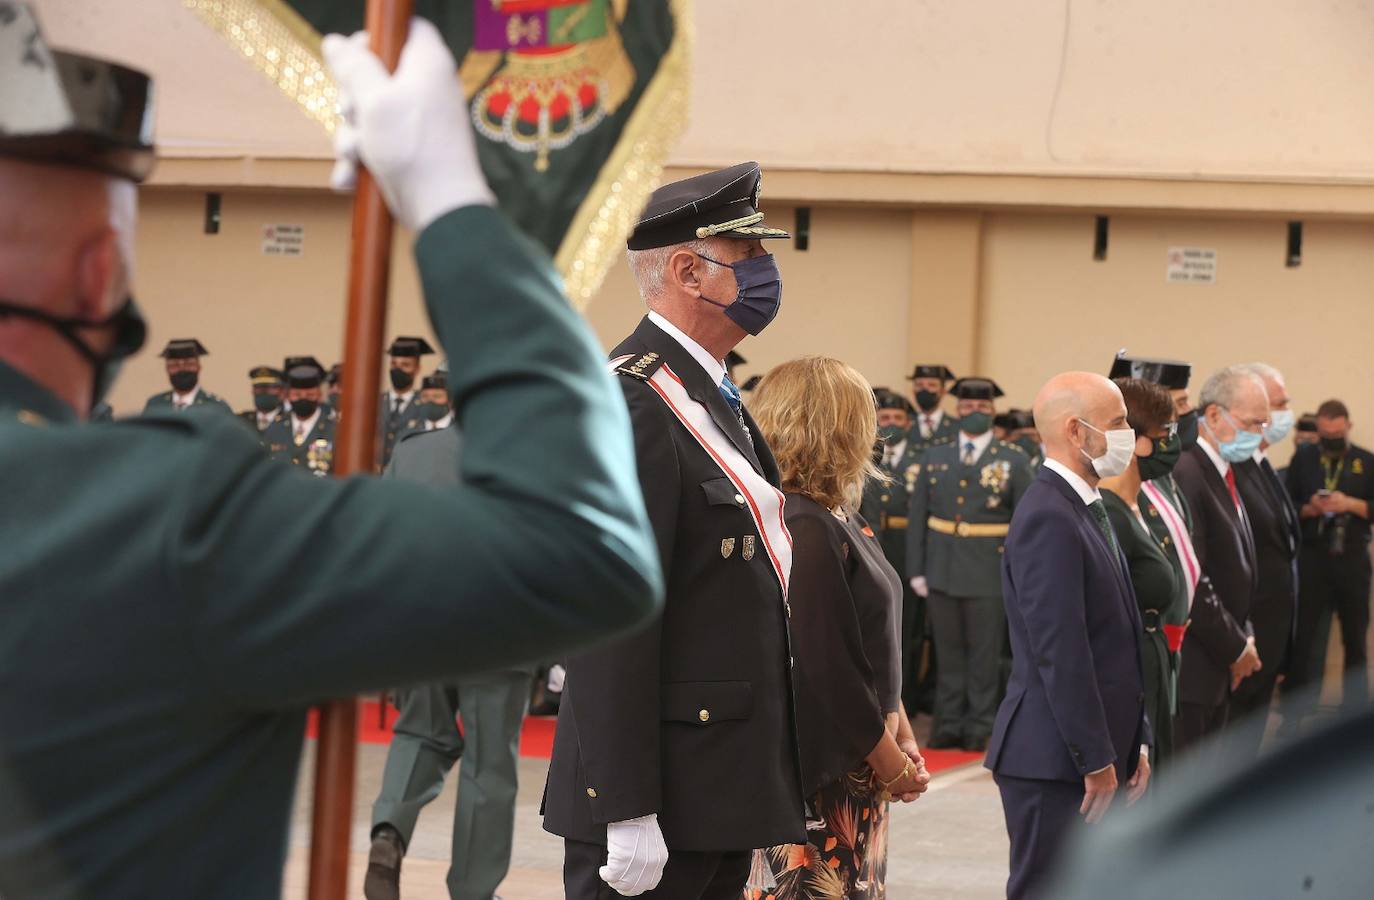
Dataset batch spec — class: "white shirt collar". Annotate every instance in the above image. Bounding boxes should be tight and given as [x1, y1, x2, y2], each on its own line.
[1252, 448, 1267, 464]
[886, 437, 908, 464]
[956, 429, 995, 460]
[292, 408, 322, 435]
[1042, 458, 1103, 506]
[428, 413, 454, 430]
[1198, 436, 1229, 477]
[173, 385, 201, 407]
[387, 388, 415, 407]
[257, 409, 277, 427]
[648, 311, 727, 388]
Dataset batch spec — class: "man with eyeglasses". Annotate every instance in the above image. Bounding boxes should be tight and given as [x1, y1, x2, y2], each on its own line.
[1171, 366, 1268, 754]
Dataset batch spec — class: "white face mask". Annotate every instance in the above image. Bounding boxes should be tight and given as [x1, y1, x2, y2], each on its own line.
[1078, 418, 1137, 478]
[1263, 409, 1295, 445]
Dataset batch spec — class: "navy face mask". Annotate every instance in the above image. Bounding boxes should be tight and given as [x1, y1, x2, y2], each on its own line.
[696, 252, 783, 336]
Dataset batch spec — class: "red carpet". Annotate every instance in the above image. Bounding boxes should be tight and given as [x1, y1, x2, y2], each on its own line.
[306, 701, 983, 774]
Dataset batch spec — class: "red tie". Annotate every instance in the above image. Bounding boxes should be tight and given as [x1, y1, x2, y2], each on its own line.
[1225, 467, 1241, 509]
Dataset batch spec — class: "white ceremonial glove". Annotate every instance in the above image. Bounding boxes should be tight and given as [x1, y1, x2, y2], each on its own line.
[321, 18, 494, 233]
[910, 575, 929, 598]
[599, 814, 669, 896]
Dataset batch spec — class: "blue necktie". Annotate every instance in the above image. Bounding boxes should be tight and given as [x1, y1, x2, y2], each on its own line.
[962, 441, 976, 465]
[720, 374, 742, 415]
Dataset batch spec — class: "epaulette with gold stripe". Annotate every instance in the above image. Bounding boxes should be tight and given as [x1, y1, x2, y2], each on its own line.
[615, 352, 664, 381]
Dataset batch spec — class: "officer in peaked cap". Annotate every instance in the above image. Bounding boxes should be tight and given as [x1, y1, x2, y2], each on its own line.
[263, 358, 338, 477]
[908, 364, 959, 450]
[0, 8, 661, 896]
[397, 367, 453, 442]
[544, 161, 805, 899]
[907, 376, 1032, 750]
[861, 387, 935, 716]
[323, 362, 343, 413]
[379, 335, 436, 468]
[238, 365, 286, 435]
[143, 339, 233, 415]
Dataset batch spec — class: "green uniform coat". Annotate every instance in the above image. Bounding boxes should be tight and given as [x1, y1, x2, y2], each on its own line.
[142, 386, 233, 416]
[263, 409, 339, 477]
[0, 206, 662, 900]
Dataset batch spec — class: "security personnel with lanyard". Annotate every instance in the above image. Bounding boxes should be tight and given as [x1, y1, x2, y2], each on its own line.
[542, 161, 804, 900]
[378, 335, 434, 468]
[143, 338, 233, 415]
[263, 357, 337, 477]
[863, 388, 933, 713]
[238, 365, 286, 435]
[907, 377, 1032, 750]
[907, 363, 959, 450]
[0, 11, 661, 899]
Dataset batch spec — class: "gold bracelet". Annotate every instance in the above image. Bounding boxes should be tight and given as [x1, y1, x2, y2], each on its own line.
[879, 760, 913, 794]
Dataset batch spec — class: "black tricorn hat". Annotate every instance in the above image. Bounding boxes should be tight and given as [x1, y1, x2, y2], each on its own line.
[1297, 413, 1318, 433]
[283, 355, 324, 378]
[248, 365, 283, 385]
[286, 366, 323, 390]
[1109, 351, 1192, 390]
[421, 371, 448, 391]
[725, 350, 747, 371]
[627, 161, 790, 251]
[873, 388, 914, 414]
[1005, 408, 1036, 431]
[160, 339, 207, 359]
[0, 4, 156, 182]
[387, 336, 435, 358]
[952, 377, 1004, 401]
[908, 364, 955, 382]
[325, 363, 342, 385]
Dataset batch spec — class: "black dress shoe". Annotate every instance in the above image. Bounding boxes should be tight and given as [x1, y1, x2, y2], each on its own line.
[364, 826, 404, 900]
[963, 734, 990, 752]
[926, 731, 962, 749]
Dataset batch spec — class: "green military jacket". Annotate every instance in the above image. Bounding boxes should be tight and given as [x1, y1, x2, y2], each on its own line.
[0, 206, 662, 900]
[860, 436, 925, 571]
[906, 435, 1033, 597]
[906, 409, 959, 453]
[377, 391, 426, 468]
[238, 407, 285, 436]
[142, 386, 233, 416]
[263, 409, 338, 477]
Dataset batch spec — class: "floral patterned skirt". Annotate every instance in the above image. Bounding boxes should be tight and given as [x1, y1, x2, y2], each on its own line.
[744, 766, 889, 900]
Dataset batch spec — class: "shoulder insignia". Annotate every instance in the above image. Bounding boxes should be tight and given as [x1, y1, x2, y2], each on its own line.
[998, 440, 1028, 458]
[616, 351, 663, 380]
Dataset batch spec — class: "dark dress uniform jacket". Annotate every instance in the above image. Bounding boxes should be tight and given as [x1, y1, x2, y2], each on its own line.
[1173, 445, 1258, 708]
[1232, 457, 1299, 682]
[263, 409, 338, 476]
[542, 316, 806, 852]
[987, 467, 1150, 784]
[0, 207, 662, 900]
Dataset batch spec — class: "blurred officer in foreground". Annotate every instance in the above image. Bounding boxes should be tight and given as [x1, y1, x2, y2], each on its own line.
[239, 365, 286, 434]
[143, 338, 233, 415]
[0, 11, 660, 899]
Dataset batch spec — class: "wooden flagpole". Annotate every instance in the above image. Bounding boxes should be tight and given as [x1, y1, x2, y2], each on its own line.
[308, 2, 414, 897]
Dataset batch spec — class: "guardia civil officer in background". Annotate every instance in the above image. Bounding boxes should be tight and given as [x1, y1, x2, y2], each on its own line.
[907, 377, 1033, 750]
[238, 364, 286, 434]
[908, 363, 959, 448]
[862, 388, 932, 715]
[0, 11, 661, 898]
[543, 161, 805, 899]
[379, 335, 434, 466]
[264, 358, 337, 476]
[143, 337, 233, 415]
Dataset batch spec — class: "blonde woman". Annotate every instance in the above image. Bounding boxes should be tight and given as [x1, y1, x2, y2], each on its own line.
[749, 357, 930, 899]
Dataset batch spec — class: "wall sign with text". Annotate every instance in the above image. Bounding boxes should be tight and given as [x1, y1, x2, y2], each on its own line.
[1166, 247, 1217, 283]
[262, 224, 305, 257]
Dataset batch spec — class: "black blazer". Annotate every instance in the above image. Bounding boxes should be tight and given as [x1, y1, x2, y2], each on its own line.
[1173, 445, 1257, 706]
[986, 467, 1149, 784]
[542, 317, 806, 852]
[1233, 457, 1299, 680]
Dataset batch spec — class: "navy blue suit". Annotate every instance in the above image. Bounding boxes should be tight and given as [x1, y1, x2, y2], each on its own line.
[986, 466, 1150, 899]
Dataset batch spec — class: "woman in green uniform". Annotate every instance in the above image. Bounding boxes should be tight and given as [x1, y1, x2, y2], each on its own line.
[1100, 378, 1187, 769]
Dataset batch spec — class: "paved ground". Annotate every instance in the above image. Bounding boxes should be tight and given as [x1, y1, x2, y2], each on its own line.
[283, 622, 1371, 899]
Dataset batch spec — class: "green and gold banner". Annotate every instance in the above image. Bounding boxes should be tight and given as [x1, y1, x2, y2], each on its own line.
[186, 0, 691, 306]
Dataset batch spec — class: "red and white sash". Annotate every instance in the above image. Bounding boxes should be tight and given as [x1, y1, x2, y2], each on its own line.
[611, 356, 793, 597]
[1140, 480, 1199, 611]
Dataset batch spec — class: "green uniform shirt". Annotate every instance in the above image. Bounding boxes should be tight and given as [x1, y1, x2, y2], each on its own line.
[906, 435, 1033, 597]
[142, 386, 233, 416]
[0, 205, 662, 900]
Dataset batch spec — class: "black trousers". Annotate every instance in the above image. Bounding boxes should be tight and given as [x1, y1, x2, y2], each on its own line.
[562, 839, 750, 900]
[1174, 700, 1229, 760]
[1288, 546, 1371, 714]
[995, 774, 1083, 900]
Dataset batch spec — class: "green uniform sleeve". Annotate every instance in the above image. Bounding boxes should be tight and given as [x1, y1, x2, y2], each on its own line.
[171, 205, 663, 708]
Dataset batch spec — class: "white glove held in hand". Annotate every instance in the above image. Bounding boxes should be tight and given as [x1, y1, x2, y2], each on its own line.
[321, 17, 494, 233]
[910, 575, 929, 598]
[599, 814, 669, 897]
